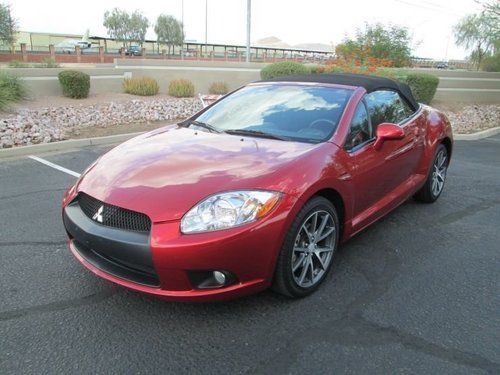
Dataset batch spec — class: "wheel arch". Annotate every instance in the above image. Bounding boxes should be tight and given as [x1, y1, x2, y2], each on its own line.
[441, 136, 453, 163]
[311, 188, 346, 235]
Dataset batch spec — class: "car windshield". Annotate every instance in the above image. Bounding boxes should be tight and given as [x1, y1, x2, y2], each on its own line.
[194, 84, 353, 143]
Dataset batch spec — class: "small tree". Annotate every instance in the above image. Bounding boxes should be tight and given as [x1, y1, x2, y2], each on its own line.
[479, 0, 500, 22]
[127, 11, 149, 46]
[480, 1, 500, 54]
[103, 8, 129, 47]
[336, 24, 412, 67]
[0, 3, 17, 48]
[454, 13, 498, 70]
[154, 15, 184, 56]
[103, 8, 149, 48]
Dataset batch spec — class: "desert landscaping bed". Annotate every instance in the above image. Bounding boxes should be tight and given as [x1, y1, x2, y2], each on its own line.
[436, 104, 500, 134]
[0, 94, 498, 149]
[0, 94, 202, 148]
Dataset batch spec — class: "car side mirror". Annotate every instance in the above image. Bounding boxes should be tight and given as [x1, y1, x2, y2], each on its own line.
[374, 123, 405, 150]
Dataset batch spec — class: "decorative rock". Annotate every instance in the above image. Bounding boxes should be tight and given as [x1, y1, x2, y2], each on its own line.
[2, 97, 497, 149]
[444, 105, 500, 134]
[0, 97, 203, 148]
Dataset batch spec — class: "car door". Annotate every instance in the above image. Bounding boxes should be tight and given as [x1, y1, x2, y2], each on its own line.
[344, 91, 421, 229]
[365, 90, 422, 191]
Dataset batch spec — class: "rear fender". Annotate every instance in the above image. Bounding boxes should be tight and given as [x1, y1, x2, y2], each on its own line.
[416, 106, 453, 176]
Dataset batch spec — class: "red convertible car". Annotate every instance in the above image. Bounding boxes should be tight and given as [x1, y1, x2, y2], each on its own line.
[63, 74, 453, 301]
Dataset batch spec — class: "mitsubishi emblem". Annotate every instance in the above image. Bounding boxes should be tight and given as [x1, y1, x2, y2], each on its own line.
[92, 205, 104, 223]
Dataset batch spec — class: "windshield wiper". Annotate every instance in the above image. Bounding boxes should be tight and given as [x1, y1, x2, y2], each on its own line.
[180, 120, 222, 133]
[225, 129, 289, 141]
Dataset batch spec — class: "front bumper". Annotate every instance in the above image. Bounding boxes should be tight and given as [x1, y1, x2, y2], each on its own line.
[63, 193, 298, 301]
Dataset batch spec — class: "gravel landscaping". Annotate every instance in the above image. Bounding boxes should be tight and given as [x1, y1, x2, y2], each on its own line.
[441, 105, 500, 134]
[0, 96, 202, 148]
[0, 95, 498, 148]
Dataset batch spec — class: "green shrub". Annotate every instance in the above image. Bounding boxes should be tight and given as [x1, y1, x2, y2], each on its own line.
[260, 61, 310, 80]
[0, 72, 26, 111]
[38, 57, 60, 68]
[123, 77, 159, 96]
[7, 60, 29, 68]
[403, 73, 439, 104]
[208, 81, 229, 95]
[308, 64, 326, 74]
[481, 54, 500, 72]
[168, 79, 195, 97]
[58, 70, 90, 98]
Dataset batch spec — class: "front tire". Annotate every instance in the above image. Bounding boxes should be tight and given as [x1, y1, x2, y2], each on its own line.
[414, 143, 448, 203]
[272, 196, 339, 298]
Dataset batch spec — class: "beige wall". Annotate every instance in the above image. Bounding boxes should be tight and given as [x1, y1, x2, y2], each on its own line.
[6, 64, 500, 103]
[7, 66, 261, 98]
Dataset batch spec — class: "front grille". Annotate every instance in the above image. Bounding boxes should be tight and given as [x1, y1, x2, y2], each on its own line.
[78, 193, 151, 232]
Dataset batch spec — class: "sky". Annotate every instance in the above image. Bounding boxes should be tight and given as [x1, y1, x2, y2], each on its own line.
[9, 0, 483, 60]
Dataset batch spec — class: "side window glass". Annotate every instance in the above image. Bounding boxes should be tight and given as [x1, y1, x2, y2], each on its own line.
[399, 94, 415, 118]
[365, 90, 414, 127]
[345, 102, 373, 150]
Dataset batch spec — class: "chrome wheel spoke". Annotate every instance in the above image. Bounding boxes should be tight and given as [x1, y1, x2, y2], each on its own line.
[432, 179, 438, 195]
[308, 256, 315, 279]
[315, 214, 329, 238]
[311, 212, 318, 233]
[317, 246, 334, 253]
[317, 227, 334, 242]
[298, 258, 309, 284]
[437, 151, 446, 168]
[301, 225, 314, 243]
[314, 251, 327, 270]
[292, 253, 306, 272]
[293, 247, 308, 253]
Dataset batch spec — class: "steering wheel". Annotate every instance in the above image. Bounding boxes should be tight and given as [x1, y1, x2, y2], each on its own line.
[308, 118, 336, 130]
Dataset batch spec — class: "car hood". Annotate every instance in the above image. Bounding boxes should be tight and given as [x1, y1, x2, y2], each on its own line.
[77, 125, 318, 222]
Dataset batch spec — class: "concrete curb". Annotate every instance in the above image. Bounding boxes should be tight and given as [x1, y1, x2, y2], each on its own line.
[0, 132, 143, 159]
[1, 127, 499, 159]
[453, 126, 500, 140]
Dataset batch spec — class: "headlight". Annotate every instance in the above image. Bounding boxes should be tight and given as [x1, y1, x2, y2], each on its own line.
[181, 190, 281, 233]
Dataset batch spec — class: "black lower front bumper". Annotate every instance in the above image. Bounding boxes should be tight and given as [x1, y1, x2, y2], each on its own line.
[63, 201, 160, 287]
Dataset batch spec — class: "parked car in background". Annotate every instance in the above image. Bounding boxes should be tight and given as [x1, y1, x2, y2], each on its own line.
[62, 74, 453, 302]
[436, 61, 449, 69]
[182, 49, 198, 57]
[120, 45, 143, 56]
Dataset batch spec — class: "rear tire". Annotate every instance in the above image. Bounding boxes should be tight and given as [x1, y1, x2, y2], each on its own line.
[272, 196, 339, 298]
[414, 143, 448, 203]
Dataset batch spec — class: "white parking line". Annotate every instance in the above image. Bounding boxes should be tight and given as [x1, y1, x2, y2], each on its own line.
[28, 155, 81, 178]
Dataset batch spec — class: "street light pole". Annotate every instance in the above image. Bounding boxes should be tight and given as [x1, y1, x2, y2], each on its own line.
[246, 0, 251, 63]
[181, 0, 185, 59]
[205, 0, 208, 55]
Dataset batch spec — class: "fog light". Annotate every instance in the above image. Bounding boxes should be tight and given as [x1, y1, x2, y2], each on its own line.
[187, 270, 237, 289]
[213, 271, 226, 285]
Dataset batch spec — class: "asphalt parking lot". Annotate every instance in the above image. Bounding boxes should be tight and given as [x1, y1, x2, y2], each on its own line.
[1, 135, 499, 374]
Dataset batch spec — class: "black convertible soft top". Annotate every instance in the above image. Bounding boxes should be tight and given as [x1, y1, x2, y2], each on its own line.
[262, 73, 418, 110]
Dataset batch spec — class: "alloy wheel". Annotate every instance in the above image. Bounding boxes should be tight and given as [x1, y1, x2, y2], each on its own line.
[431, 149, 447, 197]
[291, 210, 336, 288]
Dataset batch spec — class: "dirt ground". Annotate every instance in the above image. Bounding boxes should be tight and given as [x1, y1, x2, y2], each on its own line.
[66, 120, 178, 139]
[12, 93, 181, 111]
